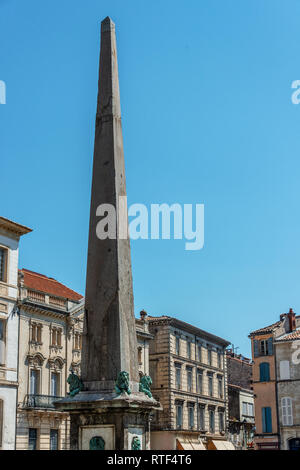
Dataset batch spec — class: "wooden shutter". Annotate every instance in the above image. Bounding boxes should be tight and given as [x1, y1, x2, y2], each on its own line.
[253, 340, 259, 357]
[267, 337, 273, 355]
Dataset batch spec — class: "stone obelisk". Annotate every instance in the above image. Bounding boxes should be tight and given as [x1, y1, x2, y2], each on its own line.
[55, 17, 160, 450]
[81, 15, 139, 391]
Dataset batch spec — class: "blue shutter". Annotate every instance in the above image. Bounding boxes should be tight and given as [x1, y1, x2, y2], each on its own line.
[260, 363, 270, 382]
[266, 407, 272, 432]
[254, 340, 259, 357]
[267, 337, 273, 356]
[262, 408, 266, 432]
[262, 407, 272, 433]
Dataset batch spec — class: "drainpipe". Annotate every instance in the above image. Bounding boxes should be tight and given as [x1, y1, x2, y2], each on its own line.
[274, 342, 281, 450]
[15, 303, 21, 450]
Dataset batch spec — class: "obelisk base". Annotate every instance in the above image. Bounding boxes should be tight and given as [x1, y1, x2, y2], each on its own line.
[55, 391, 161, 450]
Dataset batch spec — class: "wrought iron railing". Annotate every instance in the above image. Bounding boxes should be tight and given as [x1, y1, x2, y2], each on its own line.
[24, 394, 60, 409]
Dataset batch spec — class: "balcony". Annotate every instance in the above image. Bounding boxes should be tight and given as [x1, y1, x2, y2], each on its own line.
[24, 394, 60, 410]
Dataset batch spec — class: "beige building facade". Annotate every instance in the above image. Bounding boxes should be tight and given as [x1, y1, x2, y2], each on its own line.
[16, 269, 84, 450]
[0, 217, 32, 450]
[147, 315, 233, 450]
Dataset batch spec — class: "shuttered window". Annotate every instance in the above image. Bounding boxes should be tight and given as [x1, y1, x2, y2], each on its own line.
[262, 407, 272, 433]
[280, 361, 290, 380]
[282, 397, 293, 426]
[259, 362, 270, 382]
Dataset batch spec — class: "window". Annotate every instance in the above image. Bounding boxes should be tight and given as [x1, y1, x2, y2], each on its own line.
[282, 397, 293, 426]
[137, 347, 142, 365]
[207, 348, 212, 366]
[28, 428, 38, 450]
[242, 402, 254, 417]
[176, 402, 183, 429]
[0, 399, 3, 448]
[197, 344, 202, 362]
[30, 369, 40, 395]
[219, 411, 224, 432]
[74, 332, 82, 350]
[254, 338, 273, 357]
[217, 351, 222, 369]
[0, 320, 5, 365]
[199, 405, 205, 430]
[175, 364, 181, 390]
[0, 248, 7, 283]
[208, 373, 213, 397]
[209, 409, 215, 433]
[51, 328, 62, 347]
[175, 336, 180, 356]
[188, 403, 195, 429]
[31, 323, 42, 343]
[51, 372, 60, 397]
[259, 362, 270, 382]
[218, 376, 223, 398]
[187, 367, 193, 392]
[262, 407, 272, 433]
[187, 340, 191, 359]
[50, 429, 59, 450]
[197, 370, 203, 394]
[280, 361, 290, 380]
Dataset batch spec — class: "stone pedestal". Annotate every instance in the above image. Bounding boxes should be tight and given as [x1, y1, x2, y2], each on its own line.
[56, 391, 160, 450]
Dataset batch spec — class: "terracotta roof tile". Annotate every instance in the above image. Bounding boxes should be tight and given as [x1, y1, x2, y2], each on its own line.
[249, 320, 282, 336]
[19, 269, 83, 301]
[276, 329, 300, 342]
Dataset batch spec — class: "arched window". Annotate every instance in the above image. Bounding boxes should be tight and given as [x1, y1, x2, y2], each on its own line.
[282, 397, 293, 426]
[259, 362, 270, 382]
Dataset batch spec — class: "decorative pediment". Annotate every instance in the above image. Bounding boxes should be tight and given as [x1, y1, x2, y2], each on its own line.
[27, 352, 46, 367]
[47, 356, 65, 370]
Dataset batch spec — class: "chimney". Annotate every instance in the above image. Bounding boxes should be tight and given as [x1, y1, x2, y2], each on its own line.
[288, 308, 296, 332]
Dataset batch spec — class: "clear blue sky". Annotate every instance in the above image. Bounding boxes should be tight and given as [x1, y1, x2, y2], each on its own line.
[1, 0, 300, 356]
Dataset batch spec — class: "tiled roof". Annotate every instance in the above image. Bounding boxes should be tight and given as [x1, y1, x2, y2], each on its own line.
[275, 329, 300, 342]
[249, 320, 282, 336]
[19, 269, 83, 301]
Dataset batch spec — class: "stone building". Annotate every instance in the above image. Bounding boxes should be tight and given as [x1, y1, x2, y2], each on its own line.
[274, 313, 300, 450]
[249, 308, 300, 450]
[16, 269, 84, 450]
[0, 217, 32, 450]
[226, 350, 255, 449]
[147, 314, 234, 450]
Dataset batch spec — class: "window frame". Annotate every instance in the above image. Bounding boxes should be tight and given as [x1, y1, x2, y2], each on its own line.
[0, 246, 8, 284]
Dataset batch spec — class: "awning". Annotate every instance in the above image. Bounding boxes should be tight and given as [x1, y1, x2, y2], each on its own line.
[211, 440, 235, 450]
[176, 438, 206, 450]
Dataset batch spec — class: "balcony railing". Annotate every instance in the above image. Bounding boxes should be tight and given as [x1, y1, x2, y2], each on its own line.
[24, 394, 60, 409]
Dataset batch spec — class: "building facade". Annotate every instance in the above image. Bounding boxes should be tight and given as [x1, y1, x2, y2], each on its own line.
[226, 350, 255, 449]
[147, 315, 234, 450]
[0, 217, 32, 450]
[16, 269, 84, 450]
[249, 308, 300, 450]
[274, 315, 300, 450]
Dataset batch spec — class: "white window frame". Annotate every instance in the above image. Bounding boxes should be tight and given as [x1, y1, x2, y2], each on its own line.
[282, 397, 293, 426]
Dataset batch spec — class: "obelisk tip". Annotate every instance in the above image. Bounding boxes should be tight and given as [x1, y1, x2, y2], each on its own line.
[101, 16, 115, 32]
